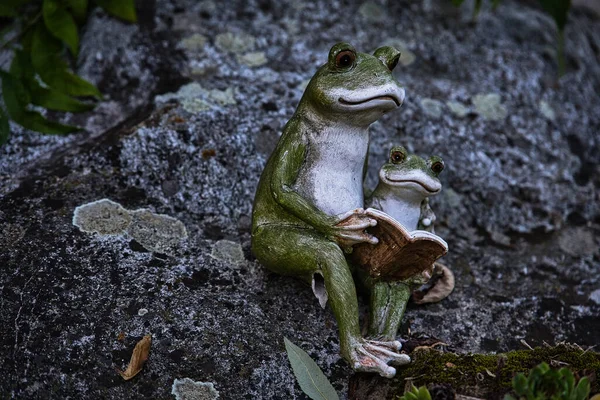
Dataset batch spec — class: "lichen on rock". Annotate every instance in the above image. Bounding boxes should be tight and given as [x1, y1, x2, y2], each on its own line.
[72, 199, 187, 253]
[210, 239, 245, 265]
[472, 93, 508, 121]
[421, 98, 444, 119]
[73, 199, 132, 235]
[171, 378, 219, 400]
[126, 209, 188, 254]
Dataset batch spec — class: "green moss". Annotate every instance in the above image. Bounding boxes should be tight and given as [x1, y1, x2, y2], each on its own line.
[394, 345, 600, 399]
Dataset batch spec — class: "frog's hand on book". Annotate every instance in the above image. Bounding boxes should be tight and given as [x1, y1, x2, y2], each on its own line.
[351, 208, 448, 281]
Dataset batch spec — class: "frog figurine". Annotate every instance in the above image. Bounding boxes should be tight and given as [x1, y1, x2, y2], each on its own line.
[364, 145, 445, 341]
[251, 42, 409, 377]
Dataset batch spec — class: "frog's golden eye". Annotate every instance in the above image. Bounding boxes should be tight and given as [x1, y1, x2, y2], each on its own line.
[335, 50, 355, 69]
[391, 151, 405, 164]
[431, 161, 444, 174]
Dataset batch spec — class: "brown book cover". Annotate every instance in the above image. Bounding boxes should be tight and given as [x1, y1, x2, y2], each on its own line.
[351, 208, 448, 281]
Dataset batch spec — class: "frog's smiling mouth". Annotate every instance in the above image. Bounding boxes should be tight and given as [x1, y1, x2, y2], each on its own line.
[382, 174, 441, 194]
[339, 95, 401, 107]
[386, 179, 440, 193]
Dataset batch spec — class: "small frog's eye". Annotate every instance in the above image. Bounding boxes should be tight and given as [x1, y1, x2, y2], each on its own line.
[391, 151, 405, 164]
[335, 50, 355, 69]
[373, 46, 401, 71]
[431, 161, 444, 174]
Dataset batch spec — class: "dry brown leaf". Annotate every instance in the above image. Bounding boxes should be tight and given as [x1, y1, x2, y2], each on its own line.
[116, 334, 151, 380]
[445, 362, 456, 368]
[117, 332, 126, 341]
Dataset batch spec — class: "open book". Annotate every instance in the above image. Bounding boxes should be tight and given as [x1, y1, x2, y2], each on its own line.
[351, 208, 448, 281]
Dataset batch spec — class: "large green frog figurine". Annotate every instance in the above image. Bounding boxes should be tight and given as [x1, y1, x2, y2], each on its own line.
[251, 42, 409, 377]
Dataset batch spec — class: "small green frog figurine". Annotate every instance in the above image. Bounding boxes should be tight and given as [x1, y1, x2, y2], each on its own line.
[252, 42, 409, 377]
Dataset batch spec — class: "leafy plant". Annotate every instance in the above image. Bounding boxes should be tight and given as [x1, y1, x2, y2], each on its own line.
[504, 362, 590, 400]
[398, 384, 432, 400]
[0, 0, 137, 145]
[284, 337, 339, 400]
[451, 0, 571, 76]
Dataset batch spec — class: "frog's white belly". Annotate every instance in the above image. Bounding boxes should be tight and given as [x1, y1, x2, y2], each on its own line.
[295, 127, 369, 216]
[376, 197, 421, 231]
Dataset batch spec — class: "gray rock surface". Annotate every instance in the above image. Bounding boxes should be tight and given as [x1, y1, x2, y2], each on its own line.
[1, 0, 599, 399]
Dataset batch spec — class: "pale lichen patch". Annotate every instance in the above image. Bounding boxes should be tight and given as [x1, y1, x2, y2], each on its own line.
[420, 98, 444, 119]
[359, 1, 386, 22]
[127, 209, 188, 254]
[210, 239, 245, 265]
[215, 31, 255, 53]
[472, 93, 508, 121]
[446, 100, 470, 118]
[171, 378, 219, 400]
[155, 83, 236, 113]
[73, 199, 131, 235]
[237, 51, 268, 67]
[72, 199, 187, 253]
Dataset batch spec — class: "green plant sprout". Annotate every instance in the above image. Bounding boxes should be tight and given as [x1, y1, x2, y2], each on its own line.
[504, 362, 590, 400]
[398, 384, 432, 400]
[0, 0, 137, 145]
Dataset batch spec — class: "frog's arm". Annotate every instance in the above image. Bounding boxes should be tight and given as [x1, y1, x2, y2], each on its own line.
[270, 137, 334, 233]
[418, 198, 436, 233]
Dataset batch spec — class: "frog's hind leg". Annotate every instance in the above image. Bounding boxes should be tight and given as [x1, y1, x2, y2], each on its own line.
[252, 225, 409, 377]
[252, 225, 363, 344]
[368, 281, 411, 341]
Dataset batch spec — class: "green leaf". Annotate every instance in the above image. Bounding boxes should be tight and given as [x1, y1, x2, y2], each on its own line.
[96, 0, 137, 22]
[513, 374, 529, 396]
[473, 0, 483, 17]
[0, 0, 33, 17]
[31, 23, 101, 99]
[574, 378, 590, 400]
[9, 50, 35, 80]
[0, 108, 9, 145]
[29, 83, 95, 112]
[539, 0, 571, 31]
[11, 50, 95, 112]
[403, 393, 419, 400]
[43, 0, 79, 56]
[559, 368, 574, 393]
[451, 0, 466, 6]
[1, 71, 80, 135]
[65, 0, 88, 22]
[284, 337, 339, 400]
[417, 386, 432, 400]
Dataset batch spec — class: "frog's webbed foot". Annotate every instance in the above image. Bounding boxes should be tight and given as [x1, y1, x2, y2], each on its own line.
[349, 339, 410, 378]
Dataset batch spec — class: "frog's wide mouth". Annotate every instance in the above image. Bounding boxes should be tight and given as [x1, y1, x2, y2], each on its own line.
[382, 174, 441, 194]
[386, 179, 440, 193]
[339, 95, 401, 107]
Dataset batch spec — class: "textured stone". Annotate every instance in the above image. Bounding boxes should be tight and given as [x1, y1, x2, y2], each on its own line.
[539, 100, 556, 121]
[1, 1, 599, 399]
[359, 2, 386, 22]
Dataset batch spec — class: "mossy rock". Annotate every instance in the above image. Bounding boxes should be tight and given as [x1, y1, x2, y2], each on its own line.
[349, 344, 600, 399]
